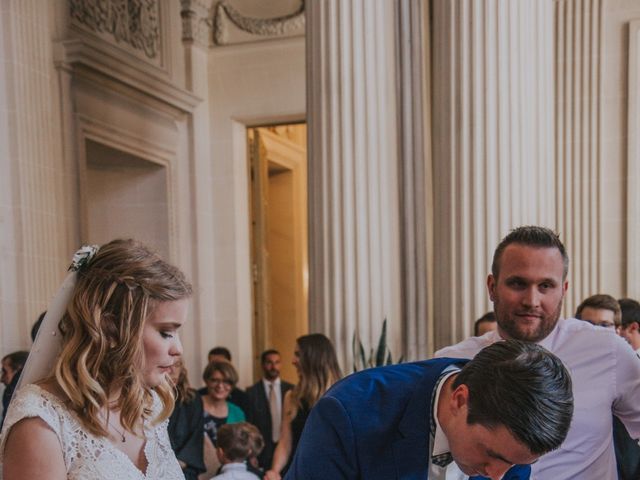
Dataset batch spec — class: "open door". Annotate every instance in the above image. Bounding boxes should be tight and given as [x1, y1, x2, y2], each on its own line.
[248, 124, 308, 384]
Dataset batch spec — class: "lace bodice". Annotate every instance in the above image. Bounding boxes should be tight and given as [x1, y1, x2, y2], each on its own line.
[0, 384, 185, 480]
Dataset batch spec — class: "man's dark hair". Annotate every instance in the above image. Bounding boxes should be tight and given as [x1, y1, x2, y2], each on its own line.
[2, 351, 29, 371]
[30, 311, 46, 342]
[260, 349, 280, 364]
[619, 298, 640, 328]
[473, 312, 496, 336]
[575, 294, 621, 325]
[208, 346, 232, 361]
[453, 340, 573, 455]
[217, 422, 263, 462]
[492, 226, 569, 280]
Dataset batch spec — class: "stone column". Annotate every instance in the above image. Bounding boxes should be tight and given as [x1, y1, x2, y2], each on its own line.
[0, 1, 74, 352]
[306, 0, 402, 367]
[554, 0, 603, 310]
[180, 0, 227, 378]
[397, 0, 433, 359]
[431, 0, 555, 348]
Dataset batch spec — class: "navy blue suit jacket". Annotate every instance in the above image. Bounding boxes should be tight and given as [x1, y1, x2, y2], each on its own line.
[284, 358, 530, 480]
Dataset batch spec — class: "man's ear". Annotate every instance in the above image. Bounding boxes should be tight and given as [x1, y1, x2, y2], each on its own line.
[450, 383, 470, 417]
[631, 322, 640, 334]
[487, 275, 496, 302]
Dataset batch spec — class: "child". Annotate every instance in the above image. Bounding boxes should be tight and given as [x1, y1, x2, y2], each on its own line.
[213, 423, 264, 480]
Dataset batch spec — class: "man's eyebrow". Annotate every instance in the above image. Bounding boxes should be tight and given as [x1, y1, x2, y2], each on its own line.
[504, 275, 557, 285]
[488, 450, 539, 466]
[487, 450, 516, 465]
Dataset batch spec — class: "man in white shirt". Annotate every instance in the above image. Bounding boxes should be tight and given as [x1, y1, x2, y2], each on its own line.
[436, 225, 640, 479]
[246, 349, 294, 469]
[619, 298, 640, 355]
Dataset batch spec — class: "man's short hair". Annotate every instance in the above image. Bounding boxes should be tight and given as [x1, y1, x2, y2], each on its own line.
[453, 340, 573, 455]
[575, 294, 622, 326]
[619, 298, 640, 328]
[217, 423, 263, 462]
[260, 349, 280, 364]
[208, 346, 232, 361]
[474, 312, 496, 336]
[492, 226, 569, 280]
[2, 351, 29, 371]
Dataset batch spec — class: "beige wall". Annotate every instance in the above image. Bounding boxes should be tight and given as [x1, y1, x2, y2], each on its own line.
[206, 37, 305, 387]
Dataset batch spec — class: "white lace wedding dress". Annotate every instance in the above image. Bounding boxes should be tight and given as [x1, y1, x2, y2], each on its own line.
[0, 384, 185, 479]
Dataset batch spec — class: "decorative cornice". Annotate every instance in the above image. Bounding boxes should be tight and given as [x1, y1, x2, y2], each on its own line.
[214, 0, 305, 46]
[69, 0, 160, 59]
[54, 38, 201, 115]
[180, 0, 214, 48]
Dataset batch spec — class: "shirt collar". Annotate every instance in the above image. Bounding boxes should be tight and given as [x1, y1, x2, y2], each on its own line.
[221, 462, 247, 472]
[262, 377, 281, 387]
[432, 367, 460, 457]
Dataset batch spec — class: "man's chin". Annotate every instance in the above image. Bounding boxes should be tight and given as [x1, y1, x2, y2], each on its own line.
[456, 462, 481, 476]
[499, 322, 553, 343]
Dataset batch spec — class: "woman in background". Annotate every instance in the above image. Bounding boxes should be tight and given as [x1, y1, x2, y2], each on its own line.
[200, 361, 246, 478]
[168, 359, 205, 480]
[264, 334, 342, 480]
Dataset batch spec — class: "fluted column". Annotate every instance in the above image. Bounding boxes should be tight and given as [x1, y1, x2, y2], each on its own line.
[306, 0, 402, 367]
[431, 0, 555, 349]
[397, 0, 433, 359]
[0, 1, 75, 353]
[554, 0, 603, 311]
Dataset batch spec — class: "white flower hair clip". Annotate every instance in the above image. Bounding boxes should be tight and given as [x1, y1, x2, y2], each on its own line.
[68, 244, 100, 272]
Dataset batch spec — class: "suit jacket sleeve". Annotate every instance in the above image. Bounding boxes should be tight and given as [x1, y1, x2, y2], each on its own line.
[284, 395, 358, 480]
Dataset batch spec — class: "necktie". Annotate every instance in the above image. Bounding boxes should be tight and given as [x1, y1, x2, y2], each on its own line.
[269, 383, 281, 442]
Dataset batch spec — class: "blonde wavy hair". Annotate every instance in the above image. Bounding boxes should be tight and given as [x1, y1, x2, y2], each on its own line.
[53, 239, 192, 438]
[290, 333, 342, 410]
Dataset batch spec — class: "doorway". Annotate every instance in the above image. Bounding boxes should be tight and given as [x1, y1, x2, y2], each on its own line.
[248, 124, 308, 384]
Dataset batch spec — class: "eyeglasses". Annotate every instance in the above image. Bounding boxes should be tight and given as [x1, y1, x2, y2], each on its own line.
[586, 320, 616, 329]
[208, 378, 233, 387]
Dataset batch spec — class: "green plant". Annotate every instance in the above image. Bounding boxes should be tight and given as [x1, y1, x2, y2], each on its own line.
[351, 319, 403, 372]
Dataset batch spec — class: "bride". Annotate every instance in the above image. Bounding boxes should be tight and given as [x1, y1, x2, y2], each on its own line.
[0, 239, 192, 479]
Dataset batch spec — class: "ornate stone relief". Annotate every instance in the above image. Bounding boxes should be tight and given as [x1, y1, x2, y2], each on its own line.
[180, 0, 214, 48]
[69, 0, 160, 59]
[214, 0, 305, 46]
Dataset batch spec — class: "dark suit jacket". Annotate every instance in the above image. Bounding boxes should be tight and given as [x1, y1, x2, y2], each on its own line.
[168, 392, 205, 480]
[613, 415, 640, 480]
[284, 359, 530, 480]
[246, 378, 295, 469]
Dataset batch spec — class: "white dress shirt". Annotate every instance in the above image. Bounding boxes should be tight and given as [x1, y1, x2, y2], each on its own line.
[262, 378, 282, 409]
[262, 377, 282, 441]
[429, 368, 466, 480]
[435, 318, 640, 480]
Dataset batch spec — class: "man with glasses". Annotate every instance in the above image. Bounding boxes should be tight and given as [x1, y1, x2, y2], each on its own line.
[575, 294, 621, 331]
[619, 298, 640, 355]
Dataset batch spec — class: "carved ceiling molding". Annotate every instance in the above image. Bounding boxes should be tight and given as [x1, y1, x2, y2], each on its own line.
[69, 0, 160, 59]
[180, 0, 214, 48]
[214, 0, 305, 46]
